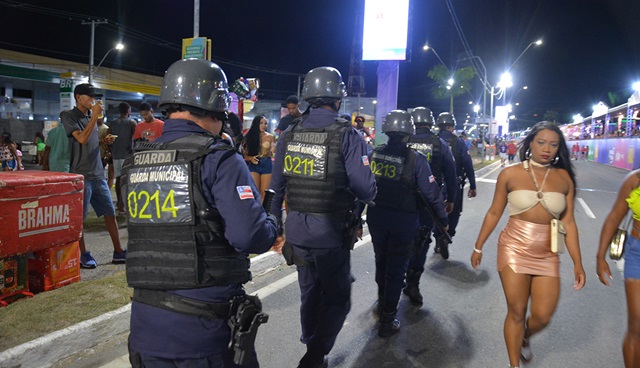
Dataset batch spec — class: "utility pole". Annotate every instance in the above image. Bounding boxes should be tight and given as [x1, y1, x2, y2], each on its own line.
[193, 0, 199, 37]
[82, 19, 108, 84]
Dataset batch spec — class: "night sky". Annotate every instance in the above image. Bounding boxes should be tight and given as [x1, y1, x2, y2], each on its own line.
[1, 0, 639, 126]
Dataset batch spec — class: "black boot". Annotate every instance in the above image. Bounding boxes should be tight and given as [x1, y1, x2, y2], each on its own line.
[378, 309, 400, 337]
[437, 236, 450, 260]
[297, 351, 328, 368]
[403, 269, 423, 306]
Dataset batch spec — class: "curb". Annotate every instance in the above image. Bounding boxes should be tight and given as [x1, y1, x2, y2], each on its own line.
[0, 251, 286, 368]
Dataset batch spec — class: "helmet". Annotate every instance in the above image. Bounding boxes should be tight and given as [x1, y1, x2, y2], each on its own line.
[158, 59, 230, 112]
[301, 67, 347, 101]
[410, 107, 434, 126]
[382, 110, 415, 136]
[436, 112, 456, 127]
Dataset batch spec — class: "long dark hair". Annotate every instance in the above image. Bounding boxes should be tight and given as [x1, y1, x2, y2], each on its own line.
[518, 121, 576, 192]
[244, 115, 265, 156]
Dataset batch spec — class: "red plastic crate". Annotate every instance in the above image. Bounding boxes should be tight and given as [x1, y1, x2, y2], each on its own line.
[28, 241, 81, 293]
[0, 171, 84, 258]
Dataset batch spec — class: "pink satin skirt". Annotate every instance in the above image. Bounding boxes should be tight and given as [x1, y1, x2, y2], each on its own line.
[497, 217, 560, 277]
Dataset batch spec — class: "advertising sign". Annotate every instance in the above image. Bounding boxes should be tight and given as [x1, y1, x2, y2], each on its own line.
[182, 37, 211, 60]
[59, 78, 74, 111]
[362, 0, 410, 60]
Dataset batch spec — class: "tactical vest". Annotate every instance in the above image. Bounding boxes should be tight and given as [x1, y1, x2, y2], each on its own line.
[122, 134, 251, 290]
[370, 145, 419, 212]
[281, 117, 355, 214]
[442, 133, 463, 173]
[408, 134, 443, 185]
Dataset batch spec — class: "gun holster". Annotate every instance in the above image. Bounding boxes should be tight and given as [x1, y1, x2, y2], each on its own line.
[413, 225, 431, 256]
[343, 210, 361, 250]
[228, 294, 269, 366]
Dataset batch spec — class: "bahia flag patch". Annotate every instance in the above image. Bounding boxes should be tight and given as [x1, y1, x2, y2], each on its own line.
[236, 185, 255, 200]
[362, 155, 370, 166]
[429, 175, 436, 183]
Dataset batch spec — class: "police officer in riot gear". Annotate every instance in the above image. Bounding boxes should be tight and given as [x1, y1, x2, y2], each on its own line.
[125, 59, 279, 368]
[436, 112, 477, 258]
[368, 110, 448, 337]
[403, 106, 458, 305]
[270, 66, 376, 368]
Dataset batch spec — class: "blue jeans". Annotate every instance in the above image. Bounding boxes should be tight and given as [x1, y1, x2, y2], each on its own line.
[82, 179, 116, 220]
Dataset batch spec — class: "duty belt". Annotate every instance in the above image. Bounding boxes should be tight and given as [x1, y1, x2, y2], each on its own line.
[133, 289, 230, 320]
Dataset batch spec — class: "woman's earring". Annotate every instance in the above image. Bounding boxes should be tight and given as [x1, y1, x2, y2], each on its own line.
[552, 156, 560, 164]
[525, 148, 532, 159]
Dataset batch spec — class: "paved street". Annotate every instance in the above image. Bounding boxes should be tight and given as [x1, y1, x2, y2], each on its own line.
[10, 159, 630, 367]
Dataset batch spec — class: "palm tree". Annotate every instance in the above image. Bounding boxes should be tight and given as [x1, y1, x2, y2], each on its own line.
[427, 65, 475, 114]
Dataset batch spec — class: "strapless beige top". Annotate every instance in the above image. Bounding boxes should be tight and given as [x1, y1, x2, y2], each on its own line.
[507, 190, 566, 217]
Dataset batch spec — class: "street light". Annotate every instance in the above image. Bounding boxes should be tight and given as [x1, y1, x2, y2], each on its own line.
[423, 44, 449, 73]
[507, 39, 543, 74]
[89, 43, 124, 84]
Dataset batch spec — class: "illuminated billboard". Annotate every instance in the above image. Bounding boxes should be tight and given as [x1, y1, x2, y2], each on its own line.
[362, 0, 410, 61]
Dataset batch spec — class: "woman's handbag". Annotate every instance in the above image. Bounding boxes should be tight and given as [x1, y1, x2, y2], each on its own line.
[550, 218, 567, 254]
[610, 211, 632, 260]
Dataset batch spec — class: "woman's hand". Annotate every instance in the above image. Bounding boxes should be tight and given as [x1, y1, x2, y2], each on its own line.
[596, 258, 613, 286]
[471, 251, 482, 270]
[573, 263, 586, 290]
[251, 156, 259, 165]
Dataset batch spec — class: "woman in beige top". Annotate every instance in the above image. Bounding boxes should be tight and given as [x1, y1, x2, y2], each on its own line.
[471, 122, 585, 368]
[243, 115, 276, 202]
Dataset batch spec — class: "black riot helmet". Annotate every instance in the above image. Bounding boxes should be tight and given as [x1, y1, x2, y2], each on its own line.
[158, 59, 230, 114]
[301, 67, 347, 102]
[410, 107, 435, 127]
[436, 112, 456, 129]
[382, 110, 415, 136]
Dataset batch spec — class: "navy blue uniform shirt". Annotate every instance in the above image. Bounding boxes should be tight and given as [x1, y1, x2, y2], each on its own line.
[269, 107, 376, 248]
[129, 119, 278, 359]
[371, 142, 448, 228]
[439, 129, 476, 190]
[413, 127, 458, 203]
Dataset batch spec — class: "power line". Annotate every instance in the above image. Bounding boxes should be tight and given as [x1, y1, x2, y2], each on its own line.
[0, 0, 304, 77]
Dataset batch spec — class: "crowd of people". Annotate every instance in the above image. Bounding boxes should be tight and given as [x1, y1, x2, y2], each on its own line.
[4, 59, 640, 368]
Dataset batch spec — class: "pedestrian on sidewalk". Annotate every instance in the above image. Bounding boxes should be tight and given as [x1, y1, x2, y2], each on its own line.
[60, 83, 126, 269]
[107, 102, 136, 214]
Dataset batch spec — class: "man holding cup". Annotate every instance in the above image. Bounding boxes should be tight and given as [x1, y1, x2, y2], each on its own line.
[60, 83, 126, 269]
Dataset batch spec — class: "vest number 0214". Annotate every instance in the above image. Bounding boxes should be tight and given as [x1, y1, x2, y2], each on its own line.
[128, 189, 179, 219]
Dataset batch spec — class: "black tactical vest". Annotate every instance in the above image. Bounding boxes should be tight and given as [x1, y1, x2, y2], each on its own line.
[370, 144, 419, 212]
[122, 134, 251, 290]
[282, 117, 355, 214]
[441, 133, 463, 173]
[408, 133, 443, 185]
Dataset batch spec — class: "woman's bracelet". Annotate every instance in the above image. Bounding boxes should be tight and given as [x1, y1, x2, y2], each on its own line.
[473, 248, 483, 254]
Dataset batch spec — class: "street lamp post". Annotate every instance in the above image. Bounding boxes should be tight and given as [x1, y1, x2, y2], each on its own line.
[91, 43, 124, 83]
[422, 45, 449, 73]
[507, 39, 543, 74]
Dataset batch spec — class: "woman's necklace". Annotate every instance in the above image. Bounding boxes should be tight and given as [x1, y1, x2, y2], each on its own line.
[529, 159, 550, 168]
[527, 159, 551, 199]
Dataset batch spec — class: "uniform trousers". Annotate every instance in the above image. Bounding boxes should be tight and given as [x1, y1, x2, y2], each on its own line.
[293, 244, 351, 356]
[434, 184, 463, 239]
[368, 209, 418, 310]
